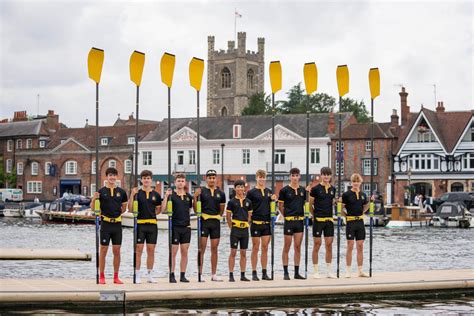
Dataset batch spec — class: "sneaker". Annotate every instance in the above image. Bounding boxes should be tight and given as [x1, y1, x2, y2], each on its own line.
[252, 272, 260, 281]
[169, 273, 177, 283]
[240, 275, 250, 282]
[344, 272, 352, 278]
[229, 274, 235, 282]
[99, 276, 106, 285]
[135, 272, 142, 284]
[147, 274, 156, 283]
[358, 271, 370, 278]
[211, 274, 223, 282]
[313, 271, 322, 279]
[180, 276, 190, 283]
[262, 273, 272, 281]
[113, 277, 124, 284]
[283, 273, 290, 280]
[294, 273, 306, 280]
[327, 271, 336, 279]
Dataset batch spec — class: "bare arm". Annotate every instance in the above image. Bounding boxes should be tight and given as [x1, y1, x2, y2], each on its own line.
[161, 189, 172, 213]
[278, 201, 285, 217]
[226, 210, 232, 229]
[128, 187, 138, 214]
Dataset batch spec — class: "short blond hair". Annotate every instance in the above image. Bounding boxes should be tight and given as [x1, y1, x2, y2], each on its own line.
[350, 173, 363, 183]
[256, 169, 267, 178]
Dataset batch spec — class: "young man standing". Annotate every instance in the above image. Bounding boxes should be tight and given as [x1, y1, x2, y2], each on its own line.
[247, 169, 275, 281]
[91, 167, 128, 284]
[278, 167, 306, 280]
[128, 170, 162, 284]
[194, 169, 226, 282]
[341, 173, 373, 278]
[226, 180, 252, 282]
[163, 173, 193, 283]
[309, 167, 336, 279]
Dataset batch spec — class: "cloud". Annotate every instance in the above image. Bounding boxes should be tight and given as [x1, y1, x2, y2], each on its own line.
[1, 0, 472, 128]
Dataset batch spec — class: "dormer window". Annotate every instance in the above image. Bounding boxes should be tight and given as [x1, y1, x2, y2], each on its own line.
[233, 124, 241, 139]
[101, 137, 109, 146]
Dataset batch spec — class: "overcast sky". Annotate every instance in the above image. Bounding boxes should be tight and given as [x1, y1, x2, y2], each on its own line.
[1, 0, 472, 128]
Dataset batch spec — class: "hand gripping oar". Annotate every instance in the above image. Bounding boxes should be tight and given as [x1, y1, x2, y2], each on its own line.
[270, 200, 276, 280]
[133, 199, 138, 283]
[304, 196, 310, 279]
[336, 201, 342, 278]
[196, 196, 202, 282]
[94, 199, 100, 284]
[167, 199, 173, 282]
[369, 200, 374, 277]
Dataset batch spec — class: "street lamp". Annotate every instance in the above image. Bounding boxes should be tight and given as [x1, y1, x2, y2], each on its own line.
[221, 143, 225, 191]
[326, 141, 331, 167]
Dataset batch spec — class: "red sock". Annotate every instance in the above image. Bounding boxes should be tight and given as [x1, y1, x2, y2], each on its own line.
[113, 272, 123, 284]
[99, 272, 106, 284]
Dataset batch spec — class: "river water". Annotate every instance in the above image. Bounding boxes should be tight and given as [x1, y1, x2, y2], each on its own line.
[0, 218, 473, 314]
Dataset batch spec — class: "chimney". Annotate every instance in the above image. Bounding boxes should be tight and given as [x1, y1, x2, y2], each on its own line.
[391, 109, 399, 128]
[45, 109, 60, 131]
[436, 101, 445, 113]
[327, 111, 335, 134]
[13, 111, 28, 122]
[400, 87, 410, 126]
[47, 110, 55, 117]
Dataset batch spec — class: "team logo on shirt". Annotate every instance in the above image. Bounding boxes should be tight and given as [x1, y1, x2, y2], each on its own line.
[300, 192, 303, 196]
[186, 197, 190, 201]
[216, 193, 221, 199]
[245, 202, 250, 208]
[116, 192, 121, 197]
[152, 196, 156, 201]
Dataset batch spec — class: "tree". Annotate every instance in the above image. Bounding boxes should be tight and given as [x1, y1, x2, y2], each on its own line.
[340, 98, 370, 123]
[278, 83, 337, 114]
[242, 92, 273, 115]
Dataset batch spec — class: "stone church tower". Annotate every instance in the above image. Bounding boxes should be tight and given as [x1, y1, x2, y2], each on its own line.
[207, 32, 265, 117]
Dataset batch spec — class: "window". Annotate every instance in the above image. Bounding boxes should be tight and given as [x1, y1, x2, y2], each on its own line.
[362, 158, 378, 176]
[242, 149, 250, 165]
[39, 140, 46, 148]
[31, 162, 39, 175]
[462, 153, 474, 170]
[65, 161, 77, 175]
[335, 161, 344, 175]
[26, 139, 32, 149]
[417, 130, 435, 143]
[108, 160, 116, 168]
[103, 180, 121, 187]
[6, 159, 12, 173]
[101, 138, 108, 146]
[27, 181, 42, 194]
[409, 154, 439, 171]
[177, 151, 184, 165]
[128, 137, 135, 145]
[221, 106, 228, 117]
[91, 184, 97, 195]
[247, 69, 255, 89]
[365, 141, 371, 152]
[275, 149, 286, 164]
[45, 162, 51, 175]
[189, 150, 196, 165]
[60, 139, 66, 144]
[124, 160, 132, 174]
[143, 151, 152, 166]
[233, 124, 241, 139]
[310, 148, 320, 164]
[17, 162, 23, 175]
[91, 160, 96, 174]
[213, 149, 220, 165]
[221, 67, 231, 88]
[16, 139, 22, 149]
[7, 140, 13, 152]
[362, 183, 377, 196]
[336, 141, 344, 152]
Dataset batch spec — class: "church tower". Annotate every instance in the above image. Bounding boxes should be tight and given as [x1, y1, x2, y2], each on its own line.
[207, 32, 265, 117]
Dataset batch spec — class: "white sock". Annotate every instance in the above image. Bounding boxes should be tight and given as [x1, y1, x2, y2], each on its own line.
[346, 266, 351, 273]
[358, 266, 363, 273]
[148, 269, 152, 275]
[313, 264, 318, 273]
[326, 262, 331, 271]
[136, 269, 140, 274]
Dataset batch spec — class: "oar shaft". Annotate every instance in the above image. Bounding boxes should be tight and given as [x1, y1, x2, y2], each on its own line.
[94, 82, 99, 284]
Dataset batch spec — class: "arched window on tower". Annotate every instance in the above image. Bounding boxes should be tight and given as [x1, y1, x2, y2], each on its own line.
[221, 67, 231, 89]
[221, 106, 228, 117]
[247, 69, 255, 89]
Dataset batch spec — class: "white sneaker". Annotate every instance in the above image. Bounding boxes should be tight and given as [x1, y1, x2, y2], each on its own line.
[358, 271, 369, 278]
[211, 274, 223, 282]
[135, 272, 142, 284]
[344, 271, 352, 278]
[312, 271, 322, 279]
[327, 271, 336, 279]
[147, 273, 157, 283]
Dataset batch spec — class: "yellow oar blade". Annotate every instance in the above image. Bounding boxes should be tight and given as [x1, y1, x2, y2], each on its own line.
[87, 47, 104, 83]
[269, 61, 282, 94]
[160, 52, 176, 88]
[369, 67, 380, 99]
[129, 50, 145, 87]
[189, 57, 204, 91]
[336, 65, 349, 97]
[303, 62, 318, 95]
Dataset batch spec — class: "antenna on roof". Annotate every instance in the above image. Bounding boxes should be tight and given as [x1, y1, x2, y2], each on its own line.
[37, 94, 40, 117]
[425, 83, 437, 107]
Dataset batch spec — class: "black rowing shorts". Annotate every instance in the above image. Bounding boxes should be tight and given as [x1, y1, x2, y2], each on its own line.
[250, 222, 272, 237]
[230, 227, 249, 249]
[346, 220, 366, 241]
[137, 223, 158, 244]
[313, 220, 335, 238]
[100, 222, 122, 246]
[172, 226, 191, 245]
[283, 220, 304, 236]
[201, 218, 221, 239]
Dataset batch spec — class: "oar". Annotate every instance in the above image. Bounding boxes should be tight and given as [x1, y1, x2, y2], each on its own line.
[87, 47, 104, 285]
[133, 199, 138, 283]
[270, 200, 276, 280]
[369, 200, 374, 276]
[196, 195, 202, 282]
[337, 200, 342, 278]
[167, 197, 173, 282]
[304, 193, 310, 279]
